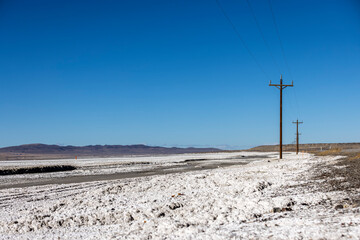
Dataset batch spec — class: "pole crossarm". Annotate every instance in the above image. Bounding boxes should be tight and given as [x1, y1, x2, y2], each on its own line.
[269, 81, 294, 89]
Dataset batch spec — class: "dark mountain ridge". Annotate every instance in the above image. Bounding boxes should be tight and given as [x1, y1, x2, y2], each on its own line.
[0, 144, 222, 160]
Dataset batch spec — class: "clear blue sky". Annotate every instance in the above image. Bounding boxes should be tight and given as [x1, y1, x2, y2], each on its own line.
[0, 0, 359, 149]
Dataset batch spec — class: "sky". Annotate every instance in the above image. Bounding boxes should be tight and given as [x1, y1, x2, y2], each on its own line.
[0, 0, 359, 149]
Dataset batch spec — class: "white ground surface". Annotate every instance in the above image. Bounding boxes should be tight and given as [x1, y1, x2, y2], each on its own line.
[0, 152, 359, 239]
[0, 152, 260, 186]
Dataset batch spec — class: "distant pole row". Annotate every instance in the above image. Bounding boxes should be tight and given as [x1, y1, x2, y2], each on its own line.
[269, 75, 303, 159]
[293, 120, 303, 155]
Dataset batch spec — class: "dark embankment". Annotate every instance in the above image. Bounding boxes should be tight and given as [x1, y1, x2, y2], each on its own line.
[248, 142, 360, 153]
[0, 165, 77, 175]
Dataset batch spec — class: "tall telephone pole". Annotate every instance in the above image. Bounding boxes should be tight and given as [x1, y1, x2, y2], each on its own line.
[269, 75, 293, 159]
[292, 120, 303, 154]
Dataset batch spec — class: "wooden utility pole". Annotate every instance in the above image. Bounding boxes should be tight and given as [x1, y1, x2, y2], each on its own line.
[292, 120, 303, 154]
[269, 75, 293, 159]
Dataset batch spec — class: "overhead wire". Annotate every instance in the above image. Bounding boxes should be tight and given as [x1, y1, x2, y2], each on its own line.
[245, 0, 282, 75]
[215, 0, 304, 146]
[293, 89, 301, 119]
[215, 0, 270, 80]
[267, 0, 293, 80]
[267, 0, 301, 119]
[215, 0, 302, 120]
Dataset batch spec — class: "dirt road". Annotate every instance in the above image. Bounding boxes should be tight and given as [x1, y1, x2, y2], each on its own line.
[0, 154, 269, 190]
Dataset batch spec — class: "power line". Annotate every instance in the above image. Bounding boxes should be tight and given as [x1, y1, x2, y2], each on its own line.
[267, 0, 293, 80]
[267, 0, 301, 120]
[292, 85, 301, 118]
[245, 0, 281, 75]
[215, 0, 270, 80]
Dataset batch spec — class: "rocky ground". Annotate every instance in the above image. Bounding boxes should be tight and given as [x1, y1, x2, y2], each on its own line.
[313, 152, 360, 202]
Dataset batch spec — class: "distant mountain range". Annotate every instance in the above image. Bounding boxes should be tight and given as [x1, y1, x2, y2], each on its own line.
[0, 144, 222, 160]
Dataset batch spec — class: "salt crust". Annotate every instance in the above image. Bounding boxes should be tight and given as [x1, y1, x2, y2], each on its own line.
[0, 152, 359, 239]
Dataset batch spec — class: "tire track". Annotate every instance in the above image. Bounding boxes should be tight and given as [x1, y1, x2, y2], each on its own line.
[0, 181, 111, 208]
